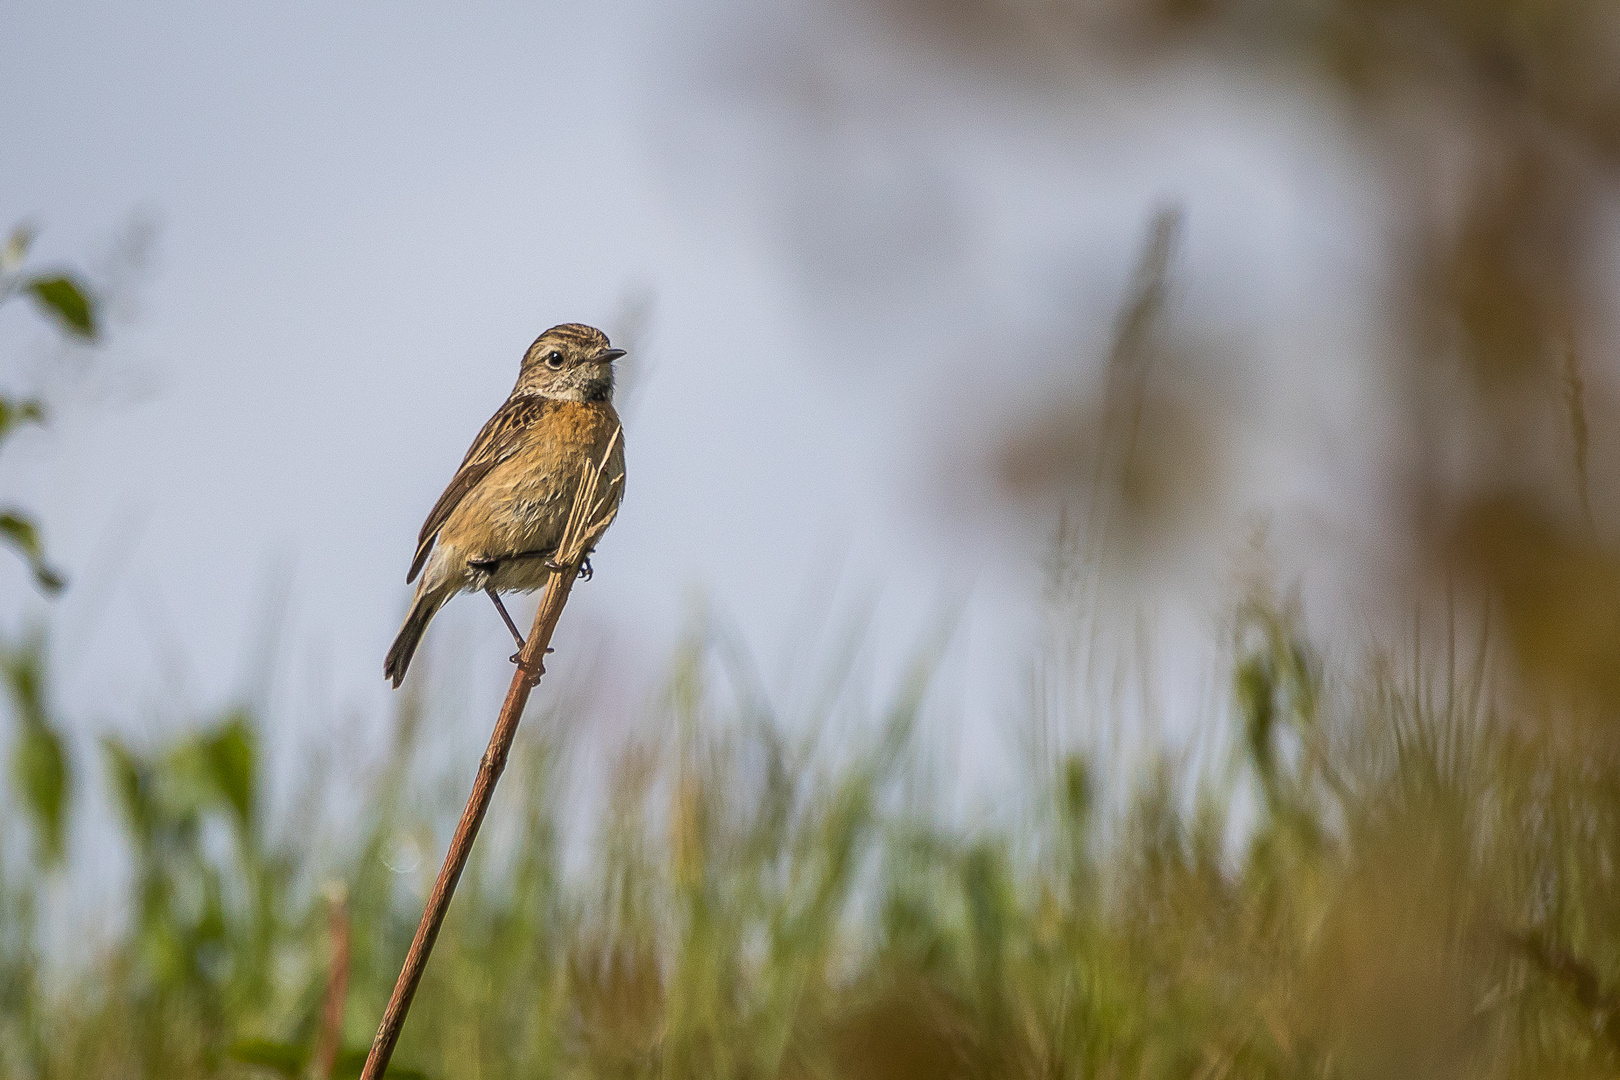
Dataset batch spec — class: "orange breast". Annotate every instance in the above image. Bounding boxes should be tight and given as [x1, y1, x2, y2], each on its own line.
[449, 400, 625, 559]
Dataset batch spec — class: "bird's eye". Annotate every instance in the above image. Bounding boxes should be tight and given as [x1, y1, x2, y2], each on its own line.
[545, 350, 565, 369]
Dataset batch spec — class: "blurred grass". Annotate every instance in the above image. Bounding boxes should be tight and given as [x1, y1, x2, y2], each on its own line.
[0, 591, 1618, 1080]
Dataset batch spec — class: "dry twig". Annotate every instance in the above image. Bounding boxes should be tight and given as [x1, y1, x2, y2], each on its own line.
[359, 430, 623, 1080]
[312, 884, 350, 1080]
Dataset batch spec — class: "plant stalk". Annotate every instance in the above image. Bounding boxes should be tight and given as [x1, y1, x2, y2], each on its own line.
[359, 560, 579, 1080]
[361, 429, 620, 1080]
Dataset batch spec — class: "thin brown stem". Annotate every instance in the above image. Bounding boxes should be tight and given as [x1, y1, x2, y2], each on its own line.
[1564, 339, 1593, 529]
[360, 430, 621, 1080]
[359, 559, 577, 1079]
[312, 885, 350, 1080]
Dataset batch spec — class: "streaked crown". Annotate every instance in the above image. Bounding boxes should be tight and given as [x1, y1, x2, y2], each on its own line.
[516, 323, 623, 403]
[525, 323, 610, 361]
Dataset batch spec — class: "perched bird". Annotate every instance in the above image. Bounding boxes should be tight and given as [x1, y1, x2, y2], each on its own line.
[385, 323, 626, 688]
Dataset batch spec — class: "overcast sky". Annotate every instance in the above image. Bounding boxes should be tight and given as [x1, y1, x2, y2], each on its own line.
[0, 1, 1393, 809]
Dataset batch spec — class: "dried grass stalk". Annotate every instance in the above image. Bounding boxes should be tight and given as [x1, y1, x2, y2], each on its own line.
[360, 429, 624, 1080]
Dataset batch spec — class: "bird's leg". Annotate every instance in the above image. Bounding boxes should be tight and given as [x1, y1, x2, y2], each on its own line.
[485, 587, 526, 652]
[482, 585, 553, 678]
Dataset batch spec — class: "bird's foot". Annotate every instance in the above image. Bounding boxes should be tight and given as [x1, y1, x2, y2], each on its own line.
[510, 647, 554, 686]
[544, 550, 594, 580]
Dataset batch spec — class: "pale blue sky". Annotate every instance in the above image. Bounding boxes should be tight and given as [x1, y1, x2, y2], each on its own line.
[0, 0, 1390, 802]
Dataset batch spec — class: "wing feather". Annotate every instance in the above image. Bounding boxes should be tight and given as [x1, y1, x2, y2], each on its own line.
[407, 395, 551, 582]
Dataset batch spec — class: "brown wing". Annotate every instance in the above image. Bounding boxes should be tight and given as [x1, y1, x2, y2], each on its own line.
[407, 395, 552, 582]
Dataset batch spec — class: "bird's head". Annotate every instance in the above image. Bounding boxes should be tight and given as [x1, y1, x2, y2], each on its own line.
[516, 323, 625, 402]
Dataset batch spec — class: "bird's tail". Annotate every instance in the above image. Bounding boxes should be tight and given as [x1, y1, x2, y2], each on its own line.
[385, 590, 448, 688]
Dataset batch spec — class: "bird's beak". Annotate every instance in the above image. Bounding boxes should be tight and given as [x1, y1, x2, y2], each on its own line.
[599, 348, 627, 363]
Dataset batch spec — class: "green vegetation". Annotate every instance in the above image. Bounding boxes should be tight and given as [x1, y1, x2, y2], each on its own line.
[0, 221, 96, 596]
[0, 590, 1613, 1080]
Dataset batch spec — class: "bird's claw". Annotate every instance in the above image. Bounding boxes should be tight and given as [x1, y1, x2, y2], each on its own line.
[510, 646, 555, 686]
[543, 552, 593, 579]
[543, 558, 590, 580]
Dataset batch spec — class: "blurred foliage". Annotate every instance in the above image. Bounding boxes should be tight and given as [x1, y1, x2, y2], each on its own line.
[19, 278, 95, 339]
[0, 516, 63, 597]
[861, 0, 1620, 720]
[999, 207, 1226, 566]
[0, 220, 98, 891]
[0, 600, 1615, 1077]
[2, 225, 97, 338]
[0, 220, 99, 594]
[1, 633, 69, 867]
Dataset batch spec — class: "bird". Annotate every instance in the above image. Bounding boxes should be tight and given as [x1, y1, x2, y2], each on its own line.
[384, 323, 627, 688]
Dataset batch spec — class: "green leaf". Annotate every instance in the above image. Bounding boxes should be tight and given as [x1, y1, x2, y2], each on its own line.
[14, 716, 68, 865]
[1237, 654, 1277, 785]
[102, 735, 155, 846]
[0, 398, 45, 449]
[0, 512, 65, 594]
[0, 632, 47, 731]
[1, 224, 32, 274]
[203, 711, 257, 834]
[1061, 753, 1092, 828]
[2, 633, 71, 866]
[23, 275, 96, 337]
[226, 1038, 305, 1076]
